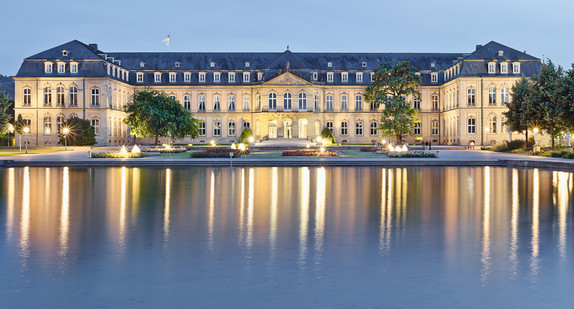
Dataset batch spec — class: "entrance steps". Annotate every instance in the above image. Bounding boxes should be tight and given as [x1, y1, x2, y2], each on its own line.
[252, 138, 317, 150]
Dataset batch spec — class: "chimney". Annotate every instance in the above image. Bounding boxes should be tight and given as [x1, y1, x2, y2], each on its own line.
[89, 43, 98, 50]
[475, 45, 482, 51]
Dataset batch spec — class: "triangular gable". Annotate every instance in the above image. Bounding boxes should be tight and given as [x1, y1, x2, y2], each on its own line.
[264, 72, 311, 86]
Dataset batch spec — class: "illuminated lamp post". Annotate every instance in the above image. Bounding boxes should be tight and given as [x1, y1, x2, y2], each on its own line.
[484, 127, 490, 147]
[533, 127, 539, 153]
[23, 127, 30, 154]
[62, 127, 70, 151]
[7, 124, 14, 147]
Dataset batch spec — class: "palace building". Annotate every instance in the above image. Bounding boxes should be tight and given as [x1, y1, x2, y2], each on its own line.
[13, 40, 541, 146]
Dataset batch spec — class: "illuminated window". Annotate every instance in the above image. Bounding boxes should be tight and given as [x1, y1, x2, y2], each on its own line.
[413, 122, 421, 135]
[341, 121, 348, 136]
[341, 72, 348, 82]
[183, 95, 191, 111]
[370, 121, 378, 136]
[467, 117, 476, 134]
[91, 87, 100, 106]
[355, 121, 363, 136]
[199, 72, 206, 82]
[298, 92, 307, 111]
[169, 72, 176, 83]
[326, 95, 333, 111]
[228, 121, 236, 136]
[327, 72, 334, 82]
[23, 87, 31, 106]
[44, 86, 52, 106]
[228, 72, 235, 83]
[154, 72, 161, 83]
[431, 120, 439, 136]
[213, 121, 221, 136]
[488, 86, 497, 105]
[228, 95, 235, 111]
[355, 94, 362, 111]
[56, 86, 65, 106]
[341, 94, 348, 111]
[214, 72, 221, 82]
[43, 116, 52, 134]
[56, 115, 65, 134]
[184, 72, 191, 83]
[268, 93, 277, 111]
[489, 115, 497, 133]
[283, 93, 292, 111]
[91, 117, 100, 135]
[69, 86, 78, 106]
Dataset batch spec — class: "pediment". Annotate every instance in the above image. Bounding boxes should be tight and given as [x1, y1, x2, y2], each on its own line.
[264, 72, 311, 86]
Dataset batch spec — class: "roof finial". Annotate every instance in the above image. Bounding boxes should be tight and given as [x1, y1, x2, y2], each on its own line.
[287, 45, 289, 51]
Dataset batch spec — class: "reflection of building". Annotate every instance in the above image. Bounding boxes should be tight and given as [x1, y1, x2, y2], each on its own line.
[14, 40, 540, 146]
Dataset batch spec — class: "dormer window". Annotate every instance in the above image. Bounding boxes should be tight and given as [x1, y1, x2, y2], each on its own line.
[488, 62, 496, 74]
[498, 50, 504, 57]
[210, 61, 215, 68]
[362, 62, 367, 68]
[184, 72, 191, 83]
[214, 72, 221, 82]
[243, 72, 250, 82]
[356, 72, 363, 83]
[327, 72, 334, 83]
[57, 62, 65, 74]
[500, 62, 508, 74]
[341, 72, 348, 82]
[327, 62, 332, 68]
[229, 72, 235, 83]
[154, 72, 161, 83]
[370, 72, 375, 82]
[175, 62, 181, 68]
[136, 72, 144, 83]
[140, 62, 145, 68]
[199, 72, 206, 82]
[70, 62, 78, 74]
[245, 62, 250, 68]
[312, 72, 318, 81]
[169, 72, 177, 83]
[44, 62, 53, 73]
[62, 50, 69, 57]
[430, 62, 436, 68]
[512, 62, 521, 74]
[431, 72, 438, 83]
[257, 72, 263, 81]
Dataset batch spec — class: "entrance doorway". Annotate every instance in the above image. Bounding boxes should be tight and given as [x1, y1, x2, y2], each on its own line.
[298, 119, 308, 139]
[284, 119, 292, 138]
[268, 120, 277, 139]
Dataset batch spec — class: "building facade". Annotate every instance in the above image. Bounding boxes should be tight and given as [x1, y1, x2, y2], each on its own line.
[14, 40, 541, 146]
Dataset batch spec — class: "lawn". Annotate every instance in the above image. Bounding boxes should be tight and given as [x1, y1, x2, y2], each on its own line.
[0, 149, 66, 156]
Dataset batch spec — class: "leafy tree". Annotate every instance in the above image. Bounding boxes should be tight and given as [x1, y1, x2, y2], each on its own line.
[124, 89, 199, 144]
[504, 77, 533, 148]
[14, 114, 28, 134]
[320, 127, 336, 144]
[0, 91, 13, 133]
[58, 117, 96, 146]
[238, 127, 253, 144]
[365, 61, 420, 143]
[561, 64, 574, 132]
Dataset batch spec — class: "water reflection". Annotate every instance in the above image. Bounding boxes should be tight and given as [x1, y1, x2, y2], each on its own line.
[270, 167, 278, 257]
[531, 169, 540, 280]
[299, 167, 310, 267]
[6, 168, 15, 242]
[481, 166, 491, 283]
[554, 171, 570, 260]
[19, 166, 31, 265]
[58, 167, 70, 258]
[314, 167, 326, 269]
[509, 168, 519, 279]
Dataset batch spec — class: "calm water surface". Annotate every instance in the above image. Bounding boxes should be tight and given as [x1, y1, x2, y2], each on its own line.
[0, 166, 573, 308]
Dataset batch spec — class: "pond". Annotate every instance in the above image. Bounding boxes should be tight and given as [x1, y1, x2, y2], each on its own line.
[0, 166, 573, 308]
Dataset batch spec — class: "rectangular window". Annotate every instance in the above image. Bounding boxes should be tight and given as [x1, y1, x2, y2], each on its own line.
[327, 121, 333, 133]
[243, 72, 250, 82]
[488, 63, 496, 74]
[341, 95, 348, 111]
[69, 87, 78, 106]
[198, 95, 206, 111]
[355, 95, 362, 111]
[23, 88, 31, 106]
[154, 72, 161, 83]
[341, 72, 348, 82]
[58, 63, 65, 73]
[243, 96, 250, 111]
[431, 73, 438, 83]
[213, 122, 221, 136]
[137, 72, 144, 83]
[413, 122, 421, 135]
[213, 96, 221, 111]
[45, 62, 53, 73]
[184, 72, 191, 83]
[355, 121, 363, 136]
[370, 72, 374, 82]
[467, 118, 476, 134]
[356, 72, 363, 83]
[214, 72, 221, 82]
[431, 121, 439, 136]
[500, 63, 508, 74]
[199, 122, 206, 136]
[341, 122, 348, 136]
[370, 121, 378, 136]
[326, 95, 333, 111]
[199, 72, 206, 83]
[183, 96, 191, 111]
[228, 95, 235, 111]
[70, 63, 78, 74]
[228, 122, 236, 136]
[327, 72, 334, 83]
[413, 98, 421, 110]
[513, 63, 521, 74]
[169, 72, 176, 83]
[229, 72, 235, 83]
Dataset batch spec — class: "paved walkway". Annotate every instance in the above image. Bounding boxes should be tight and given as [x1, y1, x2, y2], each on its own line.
[1, 148, 574, 170]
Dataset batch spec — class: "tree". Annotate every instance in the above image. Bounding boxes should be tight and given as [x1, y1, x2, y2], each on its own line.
[0, 91, 13, 133]
[504, 77, 533, 148]
[58, 117, 96, 146]
[320, 127, 336, 144]
[238, 127, 253, 144]
[365, 61, 420, 143]
[124, 89, 199, 144]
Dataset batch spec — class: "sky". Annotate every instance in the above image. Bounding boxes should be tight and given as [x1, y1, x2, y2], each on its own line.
[1, 0, 573, 75]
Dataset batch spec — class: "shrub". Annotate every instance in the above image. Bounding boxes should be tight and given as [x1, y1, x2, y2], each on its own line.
[141, 146, 188, 153]
[565, 153, 574, 159]
[282, 149, 338, 157]
[493, 144, 509, 152]
[91, 152, 145, 158]
[387, 151, 436, 158]
[320, 128, 336, 144]
[238, 128, 254, 145]
[189, 147, 250, 158]
[507, 140, 525, 151]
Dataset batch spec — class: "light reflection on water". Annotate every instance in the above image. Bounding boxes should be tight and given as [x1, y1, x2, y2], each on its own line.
[1, 166, 573, 308]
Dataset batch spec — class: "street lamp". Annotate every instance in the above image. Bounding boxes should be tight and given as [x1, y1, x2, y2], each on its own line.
[533, 127, 539, 147]
[62, 127, 70, 151]
[7, 124, 14, 147]
[483, 127, 490, 146]
[23, 127, 30, 154]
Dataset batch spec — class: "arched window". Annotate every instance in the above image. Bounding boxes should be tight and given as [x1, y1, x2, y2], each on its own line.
[355, 94, 362, 111]
[370, 121, 378, 136]
[228, 95, 235, 111]
[90, 87, 100, 106]
[228, 121, 236, 136]
[183, 95, 191, 111]
[431, 94, 439, 111]
[198, 95, 206, 111]
[283, 93, 292, 111]
[198, 121, 206, 136]
[91, 117, 100, 135]
[467, 87, 475, 106]
[467, 117, 476, 134]
[501, 87, 509, 104]
[43, 116, 52, 134]
[213, 95, 221, 111]
[56, 115, 65, 134]
[431, 120, 439, 136]
[326, 95, 333, 111]
[23, 87, 31, 106]
[341, 121, 348, 136]
[56, 86, 65, 106]
[213, 121, 221, 136]
[355, 121, 363, 136]
[298, 92, 307, 111]
[268, 93, 277, 111]
[44, 86, 52, 106]
[489, 115, 497, 133]
[488, 86, 497, 105]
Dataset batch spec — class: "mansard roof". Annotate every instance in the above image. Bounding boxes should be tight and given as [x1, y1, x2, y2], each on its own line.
[26, 40, 103, 60]
[464, 41, 538, 61]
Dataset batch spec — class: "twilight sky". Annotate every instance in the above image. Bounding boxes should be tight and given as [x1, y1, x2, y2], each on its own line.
[1, 0, 573, 75]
